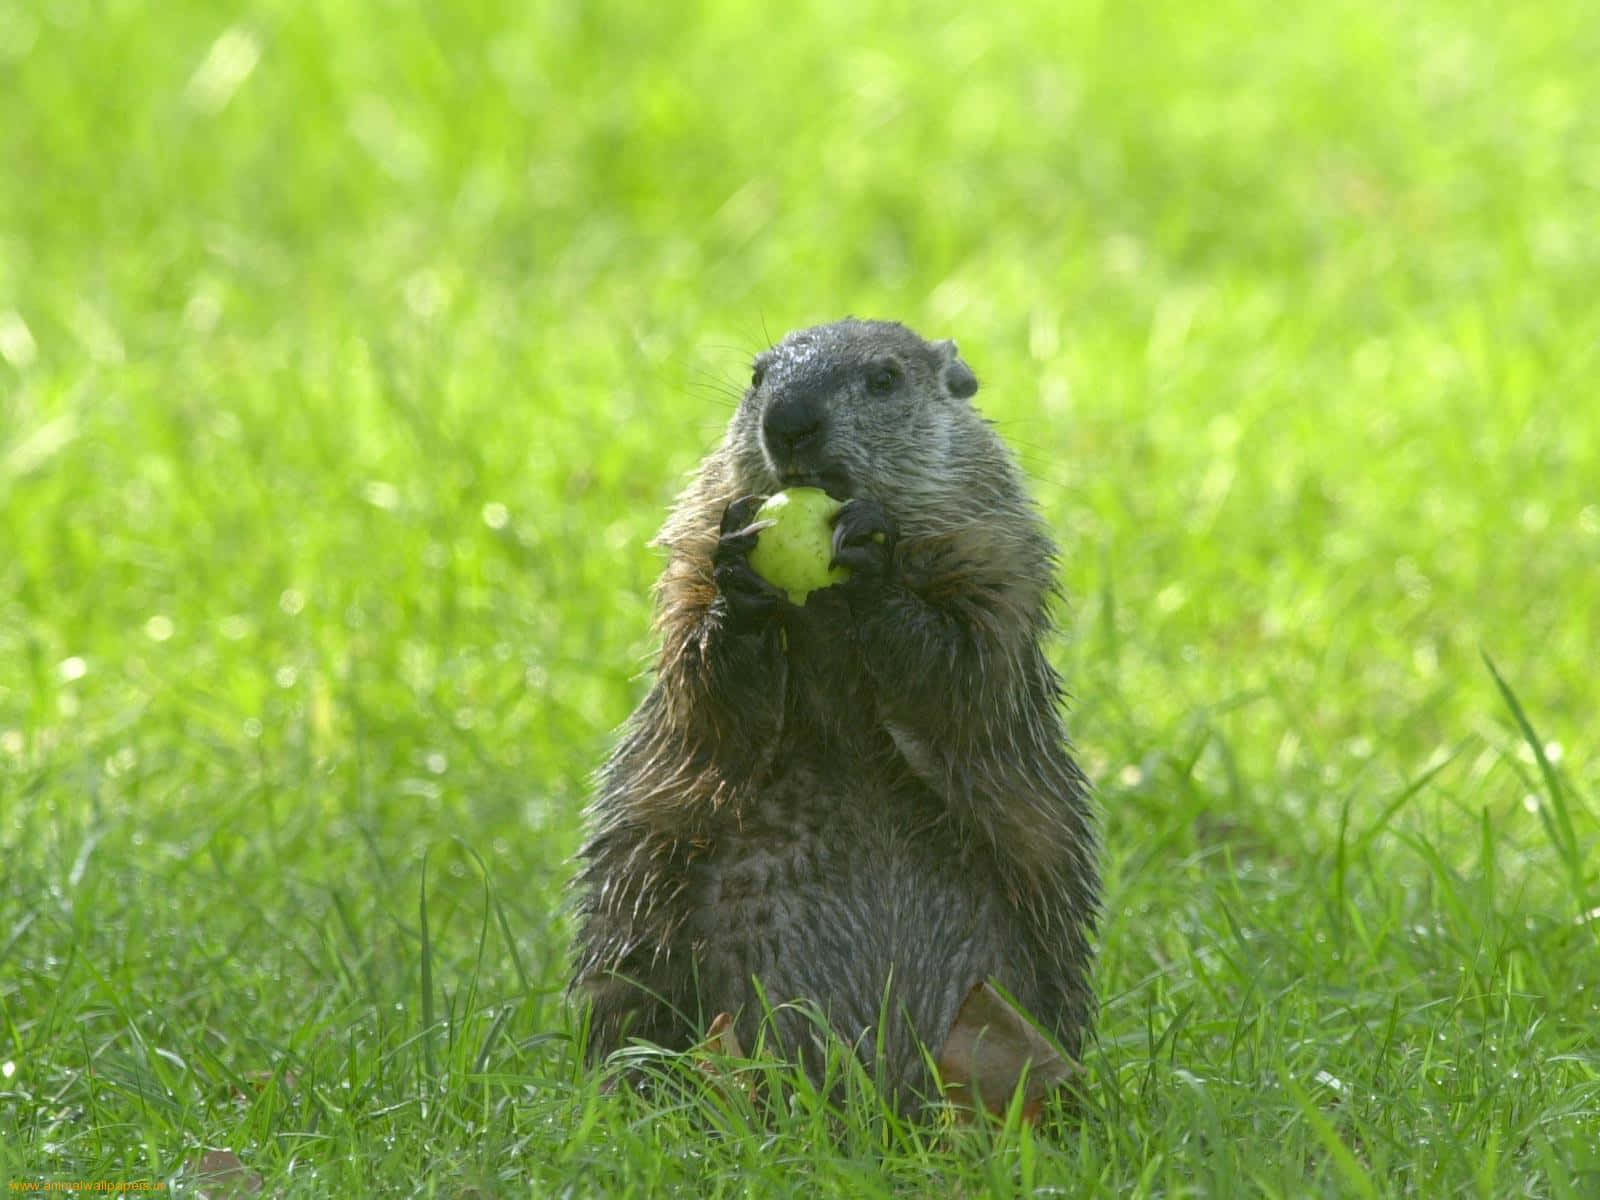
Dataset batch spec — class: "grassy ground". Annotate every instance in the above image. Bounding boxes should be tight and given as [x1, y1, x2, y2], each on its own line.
[3, 0, 1598, 1193]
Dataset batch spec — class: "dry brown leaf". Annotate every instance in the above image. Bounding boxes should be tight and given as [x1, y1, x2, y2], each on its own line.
[935, 981, 1076, 1122]
[188, 1148, 263, 1198]
[699, 1010, 747, 1059]
[691, 1010, 761, 1106]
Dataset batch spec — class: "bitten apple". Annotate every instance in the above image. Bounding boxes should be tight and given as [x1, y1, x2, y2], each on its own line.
[747, 487, 849, 604]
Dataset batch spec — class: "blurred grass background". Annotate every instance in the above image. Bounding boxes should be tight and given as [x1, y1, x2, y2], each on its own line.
[2, 0, 1597, 1192]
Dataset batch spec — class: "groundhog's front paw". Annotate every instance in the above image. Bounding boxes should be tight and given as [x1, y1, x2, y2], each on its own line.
[830, 498, 897, 586]
[712, 494, 788, 625]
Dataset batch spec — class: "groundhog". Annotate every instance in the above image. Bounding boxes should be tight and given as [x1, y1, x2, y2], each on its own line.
[570, 318, 1098, 1112]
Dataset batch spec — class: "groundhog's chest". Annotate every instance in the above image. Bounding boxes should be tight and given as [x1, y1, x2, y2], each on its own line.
[682, 773, 1031, 1056]
[679, 595, 1041, 1050]
[767, 593, 897, 756]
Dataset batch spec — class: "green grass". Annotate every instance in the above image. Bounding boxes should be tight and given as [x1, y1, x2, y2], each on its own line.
[3, 0, 1598, 1193]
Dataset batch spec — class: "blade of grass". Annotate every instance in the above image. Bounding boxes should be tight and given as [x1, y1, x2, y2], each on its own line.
[419, 846, 437, 1090]
[1483, 652, 1591, 911]
[1282, 1071, 1378, 1200]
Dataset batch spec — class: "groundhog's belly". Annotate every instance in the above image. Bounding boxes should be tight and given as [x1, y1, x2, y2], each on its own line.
[687, 774, 1029, 1092]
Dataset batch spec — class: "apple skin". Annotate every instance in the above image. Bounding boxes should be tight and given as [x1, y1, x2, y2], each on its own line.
[747, 487, 850, 605]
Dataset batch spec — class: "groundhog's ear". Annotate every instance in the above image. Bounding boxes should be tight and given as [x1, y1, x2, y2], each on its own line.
[936, 339, 979, 399]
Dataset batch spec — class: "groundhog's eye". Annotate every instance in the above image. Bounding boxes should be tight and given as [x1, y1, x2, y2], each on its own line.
[865, 361, 901, 395]
[750, 363, 767, 389]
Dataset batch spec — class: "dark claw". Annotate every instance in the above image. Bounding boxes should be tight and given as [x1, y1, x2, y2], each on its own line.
[714, 494, 771, 563]
[714, 495, 788, 624]
[713, 556, 788, 623]
[719, 494, 769, 537]
[830, 498, 897, 582]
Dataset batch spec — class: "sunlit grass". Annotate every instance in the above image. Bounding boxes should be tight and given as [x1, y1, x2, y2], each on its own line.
[2, 0, 1597, 1193]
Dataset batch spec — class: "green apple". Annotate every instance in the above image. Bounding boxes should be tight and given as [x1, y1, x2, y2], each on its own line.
[747, 487, 849, 605]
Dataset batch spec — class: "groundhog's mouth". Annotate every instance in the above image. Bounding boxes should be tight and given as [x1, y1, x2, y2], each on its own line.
[778, 469, 851, 501]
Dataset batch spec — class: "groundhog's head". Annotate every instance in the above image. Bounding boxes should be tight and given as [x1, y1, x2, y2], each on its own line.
[725, 320, 988, 521]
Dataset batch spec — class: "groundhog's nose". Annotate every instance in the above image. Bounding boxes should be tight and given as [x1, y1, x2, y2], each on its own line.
[762, 391, 827, 461]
